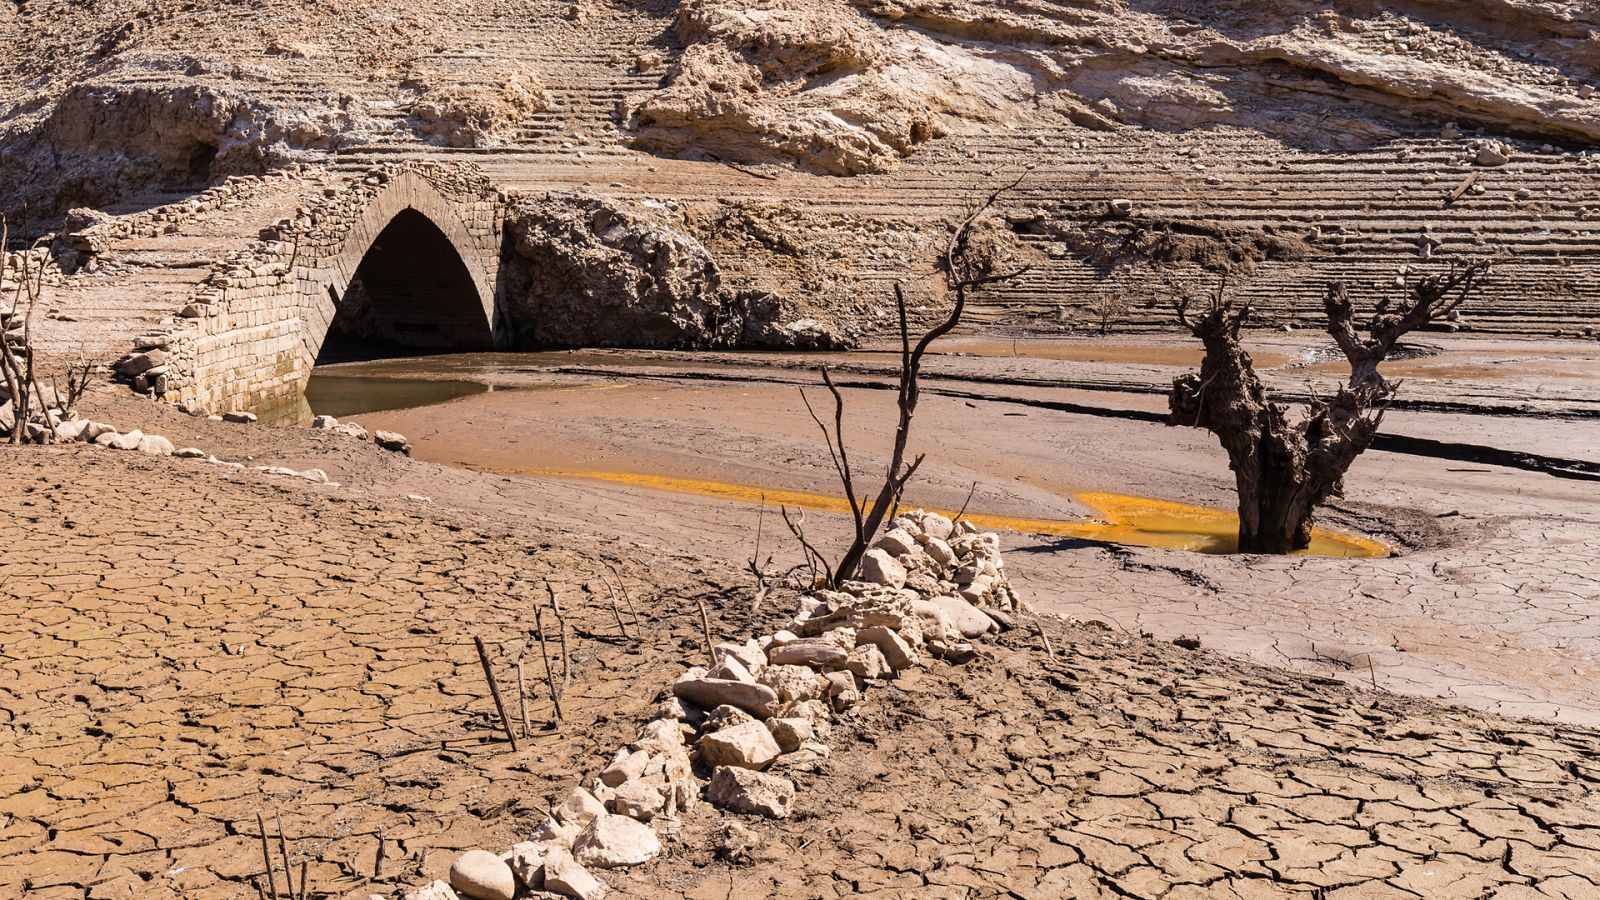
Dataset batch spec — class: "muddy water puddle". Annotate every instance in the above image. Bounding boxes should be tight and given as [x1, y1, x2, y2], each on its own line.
[484, 468, 1387, 558]
[304, 374, 489, 418]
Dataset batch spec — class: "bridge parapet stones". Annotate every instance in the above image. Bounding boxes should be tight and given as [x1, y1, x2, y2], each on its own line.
[116, 160, 511, 417]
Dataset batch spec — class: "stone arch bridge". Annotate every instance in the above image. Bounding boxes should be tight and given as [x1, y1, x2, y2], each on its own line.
[116, 162, 513, 416]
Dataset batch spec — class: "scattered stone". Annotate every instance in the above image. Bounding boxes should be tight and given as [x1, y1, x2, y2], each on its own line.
[702, 704, 758, 732]
[874, 527, 918, 557]
[599, 748, 650, 787]
[859, 548, 907, 589]
[856, 625, 918, 671]
[911, 598, 962, 643]
[553, 786, 606, 827]
[103, 430, 144, 451]
[609, 780, 665, 821]
[846, 644, 891, 680]
[374, 429, 412, 454]
[919, 512, 954, 541]
[981, 607, 1015, 631]
[53, 419, 90, 442]
[712, 639, 767, 674]
[767, 637, 848, 670]
[508, 842, 548, 890]
[543, 847, 607, 900]
[698, 719, 781, 770]
[572, 813, 661, 868]
[1174, 634, 1202, 650]
[765, 716, 812, 753]
[117, 350, 165, 376]
[449, 849, 516, 900]
[1475, 142, 1512, 166]
[823, 670, 861, 711]
[404, 881, 461, 900]
[757, 664, 828, 703]
[927, 595, 995, 638]
[706, 766, 796, 818]
[672, 671, 778, 718]
[222, 411, 257, 424]
[311, 414, 339, 429]
[531, 816, 583, 848]
[707, 654, 755, 683]
[136, 434, 176, 456]
[652, 696, 704, 726]
[174, 447, 207, 459]
[711, 820, 762, 862]
[1109, 198, 1134, 216]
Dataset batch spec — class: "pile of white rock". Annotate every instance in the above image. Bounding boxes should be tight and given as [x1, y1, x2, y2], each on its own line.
[6, 407, 340, 487]
[403, 510, 1026, 900]
[313, 414, 411, 455]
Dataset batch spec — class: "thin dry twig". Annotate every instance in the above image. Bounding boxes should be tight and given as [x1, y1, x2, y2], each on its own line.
[601, 561, 642, 629]
[516, 659, 532, 739]
[533, 607, 563, 722]
[256, 812, 279, 900]
[695, 596, 716, 665]
[951, 480, 979, 528]
[275, 815, 295, 900]
[546, 581, 572, 700]
[1033, 616, 1057, 662]
[599, 575, 631, 640]
[780, 505, 829, 587]
[473, 636, 520, 750]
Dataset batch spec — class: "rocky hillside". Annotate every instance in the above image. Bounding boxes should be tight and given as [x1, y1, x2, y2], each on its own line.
[3, 0, 1597, 335]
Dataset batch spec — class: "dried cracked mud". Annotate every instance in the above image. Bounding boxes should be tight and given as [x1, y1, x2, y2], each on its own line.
[3, 446, 1599, 899]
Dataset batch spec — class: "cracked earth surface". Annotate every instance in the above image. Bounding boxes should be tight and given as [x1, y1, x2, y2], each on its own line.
[0, 447, 720, 899]
[619, 623, 1600, 900]
[3, 446, 1599, 899]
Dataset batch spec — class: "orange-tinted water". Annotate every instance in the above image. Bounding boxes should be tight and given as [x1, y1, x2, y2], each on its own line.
[508, 468, 1389, 558]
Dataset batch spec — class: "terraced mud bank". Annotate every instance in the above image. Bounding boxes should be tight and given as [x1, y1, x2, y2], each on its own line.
[4, 447, 1600, 900]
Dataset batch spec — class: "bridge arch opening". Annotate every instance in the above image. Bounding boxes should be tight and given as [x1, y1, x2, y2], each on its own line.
[319, 208, 494, 362]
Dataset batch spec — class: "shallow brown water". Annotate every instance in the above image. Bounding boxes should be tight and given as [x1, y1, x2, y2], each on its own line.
[304, 373, 489, 418]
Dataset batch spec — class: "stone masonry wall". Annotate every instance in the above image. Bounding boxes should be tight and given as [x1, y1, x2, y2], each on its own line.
[104, 161, 509, 416]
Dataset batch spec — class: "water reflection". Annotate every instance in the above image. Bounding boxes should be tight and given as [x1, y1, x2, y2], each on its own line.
[303, 374, 488, 420]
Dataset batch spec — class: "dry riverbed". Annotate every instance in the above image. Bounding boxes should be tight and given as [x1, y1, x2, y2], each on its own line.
[4, 447, 1600, 899]
[3, 333, 1599, 898]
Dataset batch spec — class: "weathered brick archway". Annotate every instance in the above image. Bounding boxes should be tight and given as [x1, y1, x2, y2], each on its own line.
[147, 162, 510, 416]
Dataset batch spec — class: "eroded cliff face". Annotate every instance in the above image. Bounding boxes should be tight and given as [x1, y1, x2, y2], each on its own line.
[620, 0, 1598, 172]
[3, 0, 1594, 211]
[1, 82, 382, 216]
[501, 193, 853, 349]
[619, 0, 1039, 174]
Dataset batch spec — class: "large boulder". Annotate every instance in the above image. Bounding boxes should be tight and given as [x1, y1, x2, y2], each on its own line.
[503, 193, 731, 349]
